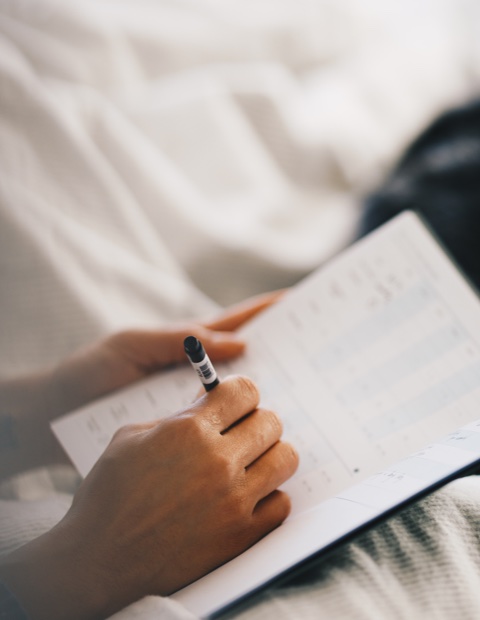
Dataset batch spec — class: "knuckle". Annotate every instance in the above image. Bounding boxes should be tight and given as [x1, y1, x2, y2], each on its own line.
[229, 374, 260, 407]
[173, 412, 207, 443]
[106, 423, 148, 465]
[281, 442, 300, 472]
[266, 441, 299, 478]
[260, 408, 283, 437]
[111, 423, 140, 442]
[204, 443, 238, 486]
[212, 450, 234, 475]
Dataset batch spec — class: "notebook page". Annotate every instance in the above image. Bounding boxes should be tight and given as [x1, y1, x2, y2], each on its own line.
[220, 210, 480, 515]
[52, 211, 480, 502]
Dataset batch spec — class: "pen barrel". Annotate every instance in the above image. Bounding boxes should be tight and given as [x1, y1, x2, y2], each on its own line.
[189, 355, 219, 389]
[184, 336, 220, 391]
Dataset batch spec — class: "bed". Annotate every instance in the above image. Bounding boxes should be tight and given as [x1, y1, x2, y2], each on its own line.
[2, 1, 480, 617]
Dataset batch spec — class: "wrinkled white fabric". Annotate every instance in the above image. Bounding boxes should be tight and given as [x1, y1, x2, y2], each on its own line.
[3, 0, 480, 374]
[2, 1, 480, 618]
[226, 476, 480, 620]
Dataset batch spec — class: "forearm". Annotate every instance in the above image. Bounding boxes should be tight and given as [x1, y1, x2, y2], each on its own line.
[0, 372, 68, 481]
[0, 524, 112, 620]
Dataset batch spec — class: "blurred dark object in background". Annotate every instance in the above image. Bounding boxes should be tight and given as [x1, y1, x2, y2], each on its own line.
[359, 100, 480, 290]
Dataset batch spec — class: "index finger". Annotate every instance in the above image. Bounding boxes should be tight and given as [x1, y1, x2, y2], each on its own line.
[193, 375, 260, 433]
[204, 290, 285, 332]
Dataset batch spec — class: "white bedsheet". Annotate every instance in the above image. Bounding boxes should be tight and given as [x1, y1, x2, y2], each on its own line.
[3, 0, 480, 373]
[2, 1, 480, 618]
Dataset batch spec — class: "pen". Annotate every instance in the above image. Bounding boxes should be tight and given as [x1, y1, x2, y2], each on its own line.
[184, 336, 220, 392]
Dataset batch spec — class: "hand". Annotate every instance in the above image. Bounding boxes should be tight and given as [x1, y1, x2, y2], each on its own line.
[0, 375, 299, 620]
[0, 291, 283, 480]
[50, 290, 284, 415]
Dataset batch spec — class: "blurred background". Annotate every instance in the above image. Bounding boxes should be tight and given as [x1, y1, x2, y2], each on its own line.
[2, 0, 480, 375]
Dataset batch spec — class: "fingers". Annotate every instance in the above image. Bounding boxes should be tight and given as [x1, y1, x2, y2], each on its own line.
[189, 327, 245, 362]
[223, 407, 284, 467]
[247, 441, 299, 503]
[204, 290, 285, 332]
[106, 290, 285, 374]
[253, 490, 292, 529]
[151, 325, 245, 364]
[175, 372, 298, 536]
[193, 375, 298, 493]
[194, 375, 260, 432]
[223, 490, 292, 560]
[107, 326, 245, 372]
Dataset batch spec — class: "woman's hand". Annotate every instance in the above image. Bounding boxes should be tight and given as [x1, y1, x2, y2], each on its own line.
[51, 290, 283, 415]
[0, 375, 299, 620]
[0, 291, 283, 480]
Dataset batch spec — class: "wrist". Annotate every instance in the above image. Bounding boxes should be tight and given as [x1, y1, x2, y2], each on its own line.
[0, 370, 70, 481]
[0, 522, 112, 620]
[0, 368, 67, 445]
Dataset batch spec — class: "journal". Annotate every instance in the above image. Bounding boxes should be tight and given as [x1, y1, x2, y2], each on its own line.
[52, 212, 480, 618]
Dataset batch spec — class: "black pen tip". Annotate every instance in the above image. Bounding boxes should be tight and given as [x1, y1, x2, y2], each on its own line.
[184, 336, 201, 355]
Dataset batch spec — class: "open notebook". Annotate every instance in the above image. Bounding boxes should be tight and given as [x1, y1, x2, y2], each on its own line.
[52, 212, 480, 618]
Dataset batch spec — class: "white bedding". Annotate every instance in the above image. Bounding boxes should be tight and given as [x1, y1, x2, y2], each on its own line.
[2, 1, 480, 618]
